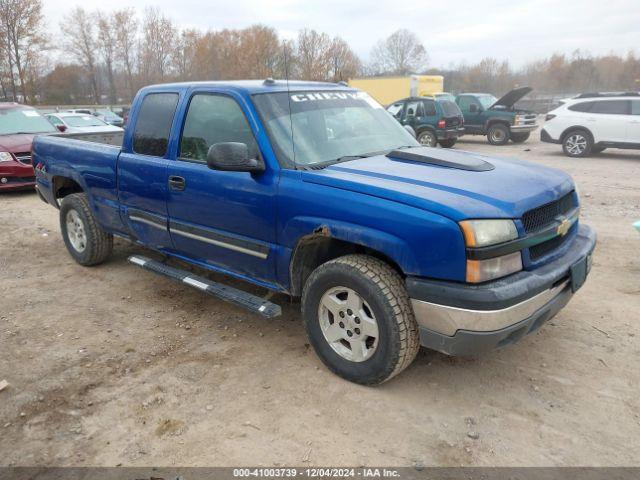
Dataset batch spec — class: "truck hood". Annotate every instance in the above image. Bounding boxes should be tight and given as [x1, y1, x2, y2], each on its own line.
[301, 148, 574, 220]
[491, 86, 533, 109]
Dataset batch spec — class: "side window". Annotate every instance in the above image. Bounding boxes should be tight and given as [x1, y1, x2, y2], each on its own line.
[423, 100, 437, 116]
[133, 93, 179, 157]
[630, 100, 640, 115]
[457, 96, 475, 111]
[589, 100, 630, 115]
[405, 100, 423, 118]
[179, 94, 259, 163]
[48, 116, 63, 126]
[386, 102, 404, 118]
[568, 101, 594, 113]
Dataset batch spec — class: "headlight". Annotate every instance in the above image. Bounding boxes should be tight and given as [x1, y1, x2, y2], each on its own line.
[0, 152, 15, 163]
[459, 219, 518, 247]
[460, 219, 522, 283]
[466, 252, 523, 283]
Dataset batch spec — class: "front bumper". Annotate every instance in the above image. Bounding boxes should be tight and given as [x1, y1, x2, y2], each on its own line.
[510, 124, 539, 133]
[0, 162, 36, 191]
[407, 224, 596, 356]
[436, 127, 465, 140]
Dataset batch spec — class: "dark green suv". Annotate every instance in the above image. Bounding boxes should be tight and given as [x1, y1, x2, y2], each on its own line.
[455, 87, 538, 145]
[387, 96, 465, 148]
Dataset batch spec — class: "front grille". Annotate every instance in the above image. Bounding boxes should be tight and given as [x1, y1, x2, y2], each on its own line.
[522, 192, 575, 234]
[14, 152, 32, 165]
[529, 234, 570, 261]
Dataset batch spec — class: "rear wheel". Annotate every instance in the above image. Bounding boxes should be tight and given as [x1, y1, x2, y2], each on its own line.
[302, 255, 420, 385]
[417, 130, 437, 147]
[562, 129, 593, 157]
[439, 138, 457, 148]
[60, 193, 113, 266]
[510, 132, 530, 143]
[487, 123, 510, 145]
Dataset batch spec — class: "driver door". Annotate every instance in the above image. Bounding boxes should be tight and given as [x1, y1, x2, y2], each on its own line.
[166, 90, 278, 282]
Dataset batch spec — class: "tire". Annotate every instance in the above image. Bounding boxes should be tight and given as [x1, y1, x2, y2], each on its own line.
[417, 130, 437, 147]
[438, 138, 457, 148]
[60, 193, 113, 266]
[562, 129, 593, 157]
[487, 123, 510, 145]
[510, 132, 530, 143]
[302, 254, 420, 385]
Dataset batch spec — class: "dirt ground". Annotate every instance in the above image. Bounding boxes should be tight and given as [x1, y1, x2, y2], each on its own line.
[1, 135, 639, 467]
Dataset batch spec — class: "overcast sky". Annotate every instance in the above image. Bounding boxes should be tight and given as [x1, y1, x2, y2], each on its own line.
[43, 0, 640, 68]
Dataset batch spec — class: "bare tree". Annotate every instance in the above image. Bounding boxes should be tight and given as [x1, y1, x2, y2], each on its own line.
[0, 0, 45, 102]
[327, 37, 360, 81]
[296, 29, 333, 80]
[97, 11, 118, 103]
[370, 29, 427, 75]
[61, 7, 100, 103]
[113, 8, 138, 98]
[139, 7, 176, 84]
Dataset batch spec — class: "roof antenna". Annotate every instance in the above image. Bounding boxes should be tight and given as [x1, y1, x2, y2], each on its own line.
[283, 43, 298, 170]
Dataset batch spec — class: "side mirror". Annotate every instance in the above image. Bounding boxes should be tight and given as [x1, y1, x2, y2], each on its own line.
[206, 142, 264, 173]
[403, 125, 416, 138]
[56, 125, 67, 133]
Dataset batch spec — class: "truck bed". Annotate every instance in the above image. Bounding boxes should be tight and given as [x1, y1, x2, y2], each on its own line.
[53, 130, 124, 147]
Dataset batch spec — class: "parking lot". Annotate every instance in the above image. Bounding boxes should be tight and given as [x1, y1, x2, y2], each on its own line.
[1, 135, 639, 467]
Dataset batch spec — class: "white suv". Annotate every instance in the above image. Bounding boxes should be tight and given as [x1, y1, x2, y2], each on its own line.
[541, 95, 640, 157]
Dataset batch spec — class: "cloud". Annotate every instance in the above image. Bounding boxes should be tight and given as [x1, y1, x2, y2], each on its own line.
[43, 0, 640, 68]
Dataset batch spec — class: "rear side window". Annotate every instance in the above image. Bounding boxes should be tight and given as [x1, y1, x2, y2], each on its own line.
[133, 93, 179, 157]
[179, 94, 259, 163]
[422, 100, 437, 116]
[439, 100, 461, 117]
[589, 100, 630, 115]
[386, 102, 404, 118]
[568, 101, 594, 113]
[631, 101, 640, 115]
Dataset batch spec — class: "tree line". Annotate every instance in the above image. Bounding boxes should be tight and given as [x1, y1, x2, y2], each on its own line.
[1, 0, 639, 105]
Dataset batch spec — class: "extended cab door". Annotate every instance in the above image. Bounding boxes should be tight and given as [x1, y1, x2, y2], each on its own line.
[118, 91, 180, 249]
[166, 90, 278, 282]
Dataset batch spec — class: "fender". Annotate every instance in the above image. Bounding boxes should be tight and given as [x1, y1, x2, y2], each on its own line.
[484, 117, 511, 132]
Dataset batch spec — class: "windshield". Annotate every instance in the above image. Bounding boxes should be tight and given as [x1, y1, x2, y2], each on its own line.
[63, 115, 108, 127]
[96, 109, 120, 119]
[252, 91, 418, 168]
[478, 95, 497, 109]
[0, 107, 57, 135]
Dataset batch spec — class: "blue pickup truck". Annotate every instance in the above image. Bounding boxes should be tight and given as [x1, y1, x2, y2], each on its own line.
[33, 80, 596, 385]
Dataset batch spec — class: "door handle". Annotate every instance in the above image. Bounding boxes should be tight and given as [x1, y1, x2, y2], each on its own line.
[168, 176, 186, 191]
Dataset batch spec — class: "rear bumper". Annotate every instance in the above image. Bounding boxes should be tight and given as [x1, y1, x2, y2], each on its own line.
[540, 128, 560, 144]
[437, 127, 465, 140]
[407, 224, 596, 356]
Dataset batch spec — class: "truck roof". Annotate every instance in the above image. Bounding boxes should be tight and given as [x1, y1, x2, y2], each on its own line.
[140, 80, 356, 95]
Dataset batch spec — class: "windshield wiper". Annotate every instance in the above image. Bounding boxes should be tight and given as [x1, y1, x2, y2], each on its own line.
[308, 154, 374, 170]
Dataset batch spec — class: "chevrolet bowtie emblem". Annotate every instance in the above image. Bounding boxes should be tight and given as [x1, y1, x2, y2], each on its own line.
[557, 217, 571, 237]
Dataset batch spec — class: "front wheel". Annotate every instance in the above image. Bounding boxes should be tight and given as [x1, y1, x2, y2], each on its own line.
[487, 124, 510, 145]
[417, 130, 437, 147]
[302, 255, 420, 385]
[438, 138, 457, 148]
[60, 193, 113, 266]
[510, 132, 530, 143]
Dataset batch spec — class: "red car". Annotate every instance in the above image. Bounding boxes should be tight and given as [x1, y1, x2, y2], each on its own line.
[0, 102, 58, 191]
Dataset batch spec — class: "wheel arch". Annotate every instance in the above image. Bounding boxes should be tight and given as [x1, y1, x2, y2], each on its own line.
[560, 125, 594, 144]
[484, 117, 511, 131]
[52, 175, 84, 207]
[289, 231, 406, 297]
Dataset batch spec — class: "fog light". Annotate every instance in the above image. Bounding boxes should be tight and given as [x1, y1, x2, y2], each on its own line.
[1, 177, 7, 184]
